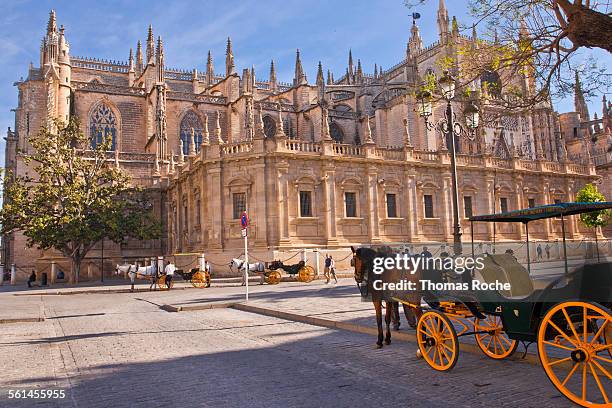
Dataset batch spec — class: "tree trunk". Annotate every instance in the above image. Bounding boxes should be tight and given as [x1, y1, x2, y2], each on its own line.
[71, 257, 81, 284]
[558, 2, 612, 53]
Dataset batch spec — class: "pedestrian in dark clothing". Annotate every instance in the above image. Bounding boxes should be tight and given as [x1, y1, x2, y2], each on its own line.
[27, 271, 36, 288]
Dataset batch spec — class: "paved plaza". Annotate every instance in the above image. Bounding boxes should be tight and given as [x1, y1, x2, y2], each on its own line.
[0, 279, 577, 407]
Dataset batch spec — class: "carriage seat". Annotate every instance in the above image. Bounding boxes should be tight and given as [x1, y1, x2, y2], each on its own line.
[476, 253, 534, 298]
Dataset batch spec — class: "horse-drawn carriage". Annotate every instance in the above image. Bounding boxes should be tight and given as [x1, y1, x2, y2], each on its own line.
[116, 262, 210, 290]
[229, 258, 316, 284]
[268, 260, 316, 283]
[353, 202, 611, 407]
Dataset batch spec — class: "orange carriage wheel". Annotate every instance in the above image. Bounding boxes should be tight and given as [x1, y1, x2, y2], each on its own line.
[190, 271, 207, 288]
[417, 310, 459, 371]
[266, 271, 282, 285]
[537, 301, 611, 408]
[298, 266, 315, 283]
[474, 315, 518, 360]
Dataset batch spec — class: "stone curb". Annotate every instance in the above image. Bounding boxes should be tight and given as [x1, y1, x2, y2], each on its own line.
[0, 317, 45, 324]
[162, 301, 545, 368]
[7, 275, 353, 296]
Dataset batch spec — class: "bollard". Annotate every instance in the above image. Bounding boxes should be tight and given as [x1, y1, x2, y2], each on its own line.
[157, 256, 164, 275]
[51, 261, 57, 284]
[0, 264, 4, 286]
[314, 249, 320, 276]
[199, 253, 205, 271]
[10, 264, 16, 285]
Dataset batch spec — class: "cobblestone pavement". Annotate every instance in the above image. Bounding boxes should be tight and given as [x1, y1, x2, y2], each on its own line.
[0, 281, 578, 407]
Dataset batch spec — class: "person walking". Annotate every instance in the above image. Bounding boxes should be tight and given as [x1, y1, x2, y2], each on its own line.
[164, 262, 175, 290]
[27, 270, 36, 288]
[329, 255, 338, 284]
[324, 255, 331, 284]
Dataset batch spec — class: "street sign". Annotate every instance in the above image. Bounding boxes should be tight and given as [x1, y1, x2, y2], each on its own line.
[241, 228, 247, 238]
[241, 211, 249, 228]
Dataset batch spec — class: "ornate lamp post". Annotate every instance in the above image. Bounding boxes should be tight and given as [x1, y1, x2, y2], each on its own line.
[416, 71, 480, 255]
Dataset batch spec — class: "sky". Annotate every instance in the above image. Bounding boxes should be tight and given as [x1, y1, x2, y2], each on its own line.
[0, 0, 609, 169]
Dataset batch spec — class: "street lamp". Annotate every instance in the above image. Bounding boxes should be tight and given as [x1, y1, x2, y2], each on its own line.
[415, 71, 480, 255]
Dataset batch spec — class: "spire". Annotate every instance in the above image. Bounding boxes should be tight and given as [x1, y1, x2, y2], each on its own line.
[437, 0, 450, 42]
[136, 40, 143, 72]
[409, 20, 424, 55]
[206, 50, 214, 86]
[269, 60, 277, 91]
[327, 69, 332, 85]
[403, 118, 412, 147]
[275, 103, 286, 138]
[156, 36, 164, 82]
[348, 49, 354, 82]
[128, 48, 134, 72]
[189, 128, 196, 156]
[356, 59, 363, 84]
[255, 106, 265, 139]
[603, 95, 609, 119]
[451, 16, 459, 37]
[225, 37, 235, 76]
[321, 102, 332, 141]
[250, 65, 256, 93]
[179, 140, 185, 163]
[363, 116, 374, 144]
[146, 25, 155, 65]
[202, 114, 210, 145]
[47, 10, 57, 35]
[294, 49, 306, 86]
[316, 61, 324, 88]
[215, 111, 224, 144]
[574, 72, 590, 121]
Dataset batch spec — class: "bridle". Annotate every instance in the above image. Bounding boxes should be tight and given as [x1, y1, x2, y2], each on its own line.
[352, 253, 369, 297]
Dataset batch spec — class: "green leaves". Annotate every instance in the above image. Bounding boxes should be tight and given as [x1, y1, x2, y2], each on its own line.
[575, 183, 610, 228]
[0, 117, 161, 270]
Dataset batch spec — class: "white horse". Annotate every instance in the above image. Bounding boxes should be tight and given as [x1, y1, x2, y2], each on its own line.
[115, 263, 158, 291]
[229, 258, 265, 285]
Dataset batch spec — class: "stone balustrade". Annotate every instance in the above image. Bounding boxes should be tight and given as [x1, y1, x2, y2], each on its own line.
[283, 139, 321, 153]
[161, 137, 595, 178]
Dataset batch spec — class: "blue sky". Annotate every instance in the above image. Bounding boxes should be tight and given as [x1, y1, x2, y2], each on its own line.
[0, 0, 609, 168]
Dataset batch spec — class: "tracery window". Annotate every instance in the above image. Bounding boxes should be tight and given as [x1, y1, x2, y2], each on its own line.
[330, 122, 344, 143]
[180, 111, 203, 155]
[89, 103, 117, 150]
[263, 115, 276, 138]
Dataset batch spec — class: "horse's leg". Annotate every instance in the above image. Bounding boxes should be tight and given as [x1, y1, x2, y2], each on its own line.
[374, 300, 383, 348]
[392, 302, 400, 331]
[384, 301, 392, 345]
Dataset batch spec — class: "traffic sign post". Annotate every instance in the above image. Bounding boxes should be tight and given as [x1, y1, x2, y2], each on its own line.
[241, 211, 249, 302]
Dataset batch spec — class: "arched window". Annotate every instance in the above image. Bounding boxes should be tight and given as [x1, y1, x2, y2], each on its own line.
[283, 116, 295, 138]
[481, 70, 502, 97]
[263, 115, 276, 138]
[330, 122, 344, 143]
[89, 103, 117, 150]
[180, 111, 203, 155]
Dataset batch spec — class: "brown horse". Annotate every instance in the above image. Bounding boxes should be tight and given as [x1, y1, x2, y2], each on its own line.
[351, 246, 423, 348]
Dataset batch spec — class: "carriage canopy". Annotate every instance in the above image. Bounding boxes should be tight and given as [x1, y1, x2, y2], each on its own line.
[468, 202, 612, 223]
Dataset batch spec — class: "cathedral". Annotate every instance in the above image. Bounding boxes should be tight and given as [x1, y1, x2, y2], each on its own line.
[3, 4, 610, 280]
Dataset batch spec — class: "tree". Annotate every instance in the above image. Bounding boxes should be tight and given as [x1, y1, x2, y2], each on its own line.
[406, 1, 611, 110]
[0, 118, 161, 283]
[575, 183, 610, 261]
